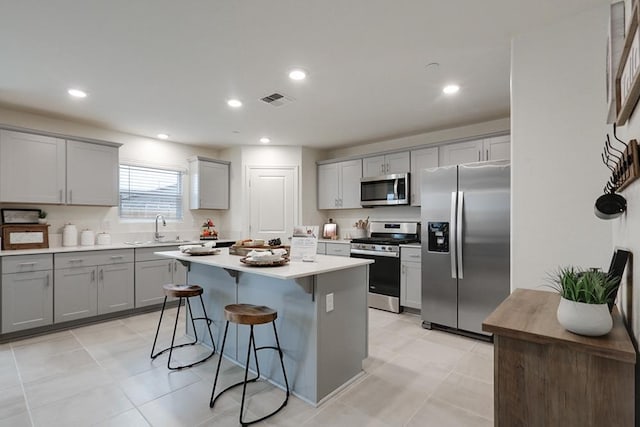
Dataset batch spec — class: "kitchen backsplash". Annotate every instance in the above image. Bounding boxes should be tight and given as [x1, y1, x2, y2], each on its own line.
[0, 203, 228, 246]
[321, 206, 421, 239]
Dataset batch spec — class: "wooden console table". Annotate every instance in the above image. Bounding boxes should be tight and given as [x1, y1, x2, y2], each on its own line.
[483, 289, 636, 426]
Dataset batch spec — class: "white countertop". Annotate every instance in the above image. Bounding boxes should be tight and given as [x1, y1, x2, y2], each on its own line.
[155, 248, 373, 280]
[0, 239, 236, 256]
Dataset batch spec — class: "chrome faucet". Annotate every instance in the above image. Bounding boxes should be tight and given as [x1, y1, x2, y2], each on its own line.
[154, 214, 166, 241]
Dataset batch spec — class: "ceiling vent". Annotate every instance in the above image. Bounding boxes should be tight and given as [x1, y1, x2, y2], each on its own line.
[260, 92, 295, 107]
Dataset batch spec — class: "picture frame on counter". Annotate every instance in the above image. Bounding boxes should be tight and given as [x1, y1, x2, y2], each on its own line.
[1, 224, 49, 250]
[1, 208, 41, 224]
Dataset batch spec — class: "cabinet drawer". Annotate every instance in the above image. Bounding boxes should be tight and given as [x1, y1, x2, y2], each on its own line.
[135, 246, 181, 262]
[2, 254, 53, 273]
[55, 249, 134, 268]
[401, 247, 421, 262]
[326, 243, 350, 257]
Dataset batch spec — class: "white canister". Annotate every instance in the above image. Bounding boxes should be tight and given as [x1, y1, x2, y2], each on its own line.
[80, 229, 95, 246]
[96, 232, 112, 246]
[62, 223, 78, 247]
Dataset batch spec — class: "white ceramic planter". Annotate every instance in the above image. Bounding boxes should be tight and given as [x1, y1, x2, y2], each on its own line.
[556, 297, 613, 337]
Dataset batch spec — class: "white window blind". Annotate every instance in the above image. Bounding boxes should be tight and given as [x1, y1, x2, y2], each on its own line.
[119, 165, 183, 219]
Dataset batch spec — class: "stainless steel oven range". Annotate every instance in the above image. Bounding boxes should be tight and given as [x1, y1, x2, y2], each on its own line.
[350, 221, 420, 313]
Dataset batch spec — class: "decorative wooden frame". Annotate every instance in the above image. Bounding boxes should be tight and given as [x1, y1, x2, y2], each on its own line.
[1, 224, 49, 250]
[616, 2, 640, 125]
[1, 209, 41, 224]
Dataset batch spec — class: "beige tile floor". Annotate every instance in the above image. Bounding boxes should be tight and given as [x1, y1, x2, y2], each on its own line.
[0, 307, 493, 426]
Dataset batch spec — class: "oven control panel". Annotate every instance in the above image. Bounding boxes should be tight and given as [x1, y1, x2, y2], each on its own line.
[427, 222, 449, 253]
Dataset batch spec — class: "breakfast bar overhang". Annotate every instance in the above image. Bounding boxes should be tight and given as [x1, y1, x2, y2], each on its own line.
[155, 249, 373, 405]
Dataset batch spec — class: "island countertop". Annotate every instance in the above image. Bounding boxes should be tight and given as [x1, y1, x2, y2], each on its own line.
[154, 248, 373, 280]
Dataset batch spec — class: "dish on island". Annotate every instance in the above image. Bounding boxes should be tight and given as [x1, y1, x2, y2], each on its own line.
[184, 247, 221, 256]
[240, 256, 289, 266]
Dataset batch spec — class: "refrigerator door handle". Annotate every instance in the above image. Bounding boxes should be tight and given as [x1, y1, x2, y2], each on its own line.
[457, 191, 464, 279]
[450, 191, 457, 279]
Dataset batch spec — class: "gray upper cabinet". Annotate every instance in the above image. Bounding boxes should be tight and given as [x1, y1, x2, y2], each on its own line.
[189, 156, 230, 210]
[66, 140, 119, 206]
[318, 159, 362, 209]
[0, 129, 120, 205]
[1, 254, 53, 333]
[410, 147, 438, 206]
[439, 135, 510, 166]
[363, 151, 410, 176]
[0, 130, 66, 204]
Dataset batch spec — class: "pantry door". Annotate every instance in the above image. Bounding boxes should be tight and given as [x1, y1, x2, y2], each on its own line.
[248, 167, 298, 243]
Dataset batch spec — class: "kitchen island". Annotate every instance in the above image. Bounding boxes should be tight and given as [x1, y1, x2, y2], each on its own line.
[155, 249, 373, 405]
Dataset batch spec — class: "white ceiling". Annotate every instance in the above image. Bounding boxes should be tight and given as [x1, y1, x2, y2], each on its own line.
[0, 0, 607, 149]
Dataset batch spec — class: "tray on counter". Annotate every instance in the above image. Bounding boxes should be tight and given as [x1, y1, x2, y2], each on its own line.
[229, 245, 290, 257]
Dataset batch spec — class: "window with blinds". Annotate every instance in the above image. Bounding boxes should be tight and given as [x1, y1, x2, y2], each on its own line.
[119, 165, 183, 219]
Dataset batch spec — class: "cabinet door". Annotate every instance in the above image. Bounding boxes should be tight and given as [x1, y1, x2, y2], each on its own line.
[318, 163, 339, 209]
[410, 147, 438, 206]
[385, 151, 410, 174]
[339, 159, 362, 209]
[192, 160, 229, 209]
[135, 259, 173, 307]
[317, 242, 327, 254]
[2, 271, 53, 333]
[401, 261, 421, 309]
[98, 263, 134, 314]
[484, 135, 510, 161]
[66, 140, 119, 206]
[363, 156, 386, 177]
[438, 140, 483, 166]
[54, 266, 98, 323]
[0, 130, 66, 203]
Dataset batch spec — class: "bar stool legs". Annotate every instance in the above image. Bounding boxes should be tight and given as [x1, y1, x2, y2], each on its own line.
[209, 319, 290, 427]
[150, 291, 216, 370]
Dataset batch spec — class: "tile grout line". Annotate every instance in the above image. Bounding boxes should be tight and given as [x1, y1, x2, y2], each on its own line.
[9, 345, 35, 427]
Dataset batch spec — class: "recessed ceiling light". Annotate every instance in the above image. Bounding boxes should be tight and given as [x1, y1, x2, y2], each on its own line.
[67, 88, 87, 98]
[443, 84, 460, 95]
[259, 137, 271, 144]
[288, 69, 307, 81]
[157, 133, 169, 140]
[227, 99, 242, 108]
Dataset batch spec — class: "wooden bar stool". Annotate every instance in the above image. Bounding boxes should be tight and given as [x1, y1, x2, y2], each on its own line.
[209, 304, 290, 426]
[150, 284, 216, 370]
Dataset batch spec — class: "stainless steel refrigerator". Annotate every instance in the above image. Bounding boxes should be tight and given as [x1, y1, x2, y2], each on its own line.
[421, 160, 510, 337]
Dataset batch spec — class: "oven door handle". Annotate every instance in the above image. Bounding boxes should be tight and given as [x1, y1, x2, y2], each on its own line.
[350, 248, 399, 258]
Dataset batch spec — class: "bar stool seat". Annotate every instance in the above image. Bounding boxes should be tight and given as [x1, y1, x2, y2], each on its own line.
[150, 284, 216, 370]
[210, 303, 290, 426]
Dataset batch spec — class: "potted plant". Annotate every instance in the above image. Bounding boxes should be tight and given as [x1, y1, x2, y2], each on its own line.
[38, 210, 47, 224]
[548, 267, 619, 336]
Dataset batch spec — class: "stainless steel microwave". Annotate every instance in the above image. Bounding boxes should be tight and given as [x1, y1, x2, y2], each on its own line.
[360, 173, 410, 207]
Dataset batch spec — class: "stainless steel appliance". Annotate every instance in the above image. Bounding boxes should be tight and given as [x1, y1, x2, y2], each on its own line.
[360, 173, 410, 207]
[421, 161, 510, 338]
[350, 221, 420, 313]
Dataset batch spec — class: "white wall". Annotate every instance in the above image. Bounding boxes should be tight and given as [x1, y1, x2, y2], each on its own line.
[0, 106, 228, 244]
[511, 5, 611, 290]
[219, 145, 326, 240]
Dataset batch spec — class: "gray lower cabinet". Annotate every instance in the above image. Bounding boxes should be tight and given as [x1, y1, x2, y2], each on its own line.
[98, 263, 135, 314]
[135, 246, 186, 308]
[400, 247, 421, 309]
[317, 241, 350, 256]
[1, 254, 53, 333]
[54, 249, 134, 323]
[54, 266, 97, 323]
